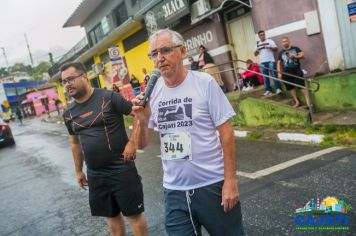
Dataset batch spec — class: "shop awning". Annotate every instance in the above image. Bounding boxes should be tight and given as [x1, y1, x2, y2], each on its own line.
[63, 0, 105, 27]
[21, 99, 32, 104]
[192, 0, 252, 25]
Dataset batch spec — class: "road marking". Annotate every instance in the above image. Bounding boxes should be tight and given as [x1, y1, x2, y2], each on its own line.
[236, 147, 344, 179]
[136, 149, 145, 153]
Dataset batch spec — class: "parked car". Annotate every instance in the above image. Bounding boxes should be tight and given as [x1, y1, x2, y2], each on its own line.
[0, 118, 15, 146]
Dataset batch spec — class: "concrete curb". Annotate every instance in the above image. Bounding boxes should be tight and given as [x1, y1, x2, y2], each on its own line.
[277, 132, 324, 144]
[43, 119, 325, 144]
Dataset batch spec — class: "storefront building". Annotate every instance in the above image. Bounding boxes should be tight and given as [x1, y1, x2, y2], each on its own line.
[53, 0, 353, 99]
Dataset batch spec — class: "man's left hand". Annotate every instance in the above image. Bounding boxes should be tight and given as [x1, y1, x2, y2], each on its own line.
[221, 179, 239, 212]
[122, 140, 136, 161]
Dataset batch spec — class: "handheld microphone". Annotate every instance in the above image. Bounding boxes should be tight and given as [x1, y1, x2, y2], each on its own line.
[137, 69, 161, 108]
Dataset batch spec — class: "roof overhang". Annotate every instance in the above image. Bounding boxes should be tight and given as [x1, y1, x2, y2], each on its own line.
[192, 0, 252, 25]
[63, 0, 106, 27]
[51, 17, 140, 82]
[75, 17, 140, 62]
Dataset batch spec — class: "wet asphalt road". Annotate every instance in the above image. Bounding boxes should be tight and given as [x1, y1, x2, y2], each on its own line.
[0, 118, 355, 236]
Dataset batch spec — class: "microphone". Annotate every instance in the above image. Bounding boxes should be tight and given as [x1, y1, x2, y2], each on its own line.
[137, 69, 161, 108]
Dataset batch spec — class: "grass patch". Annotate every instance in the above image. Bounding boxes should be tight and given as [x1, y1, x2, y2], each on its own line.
[248, 132, 263, 140]
[321, 124, 338, 134]
[316, 126, 356, 148]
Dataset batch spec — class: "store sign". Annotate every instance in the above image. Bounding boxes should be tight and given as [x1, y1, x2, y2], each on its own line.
[108, 46, 122, 62]
[145, 0, 189, 34]
[184, 30, 214, 53]
[347, 0, 356, 22]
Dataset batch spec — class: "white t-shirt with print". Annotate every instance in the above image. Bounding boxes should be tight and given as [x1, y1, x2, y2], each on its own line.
[257, 38, 277, 63]
[148, 70, 236, 191]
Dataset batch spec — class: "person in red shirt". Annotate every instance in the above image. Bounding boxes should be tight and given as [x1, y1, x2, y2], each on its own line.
[240, 59, 263, 91]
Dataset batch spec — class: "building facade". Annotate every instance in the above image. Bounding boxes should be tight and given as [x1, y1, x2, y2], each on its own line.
[52, 0, 355, 98]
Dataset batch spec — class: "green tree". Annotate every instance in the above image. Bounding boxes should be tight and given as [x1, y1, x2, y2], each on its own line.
[0, 67, 9, 77]
[30, 62, 51, 81]
[9, 63, 32, 73]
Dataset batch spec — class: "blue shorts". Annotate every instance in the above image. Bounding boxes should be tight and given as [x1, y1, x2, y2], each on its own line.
[164, 181, 244, 236]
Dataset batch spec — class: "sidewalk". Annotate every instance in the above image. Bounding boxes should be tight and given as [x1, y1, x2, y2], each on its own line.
[313, 110, 356, 127]
[41, 111, 64, 125]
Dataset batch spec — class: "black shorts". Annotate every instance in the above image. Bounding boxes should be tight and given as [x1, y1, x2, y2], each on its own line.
[87, 168, 144, 217]
[283, 69, 305, 90]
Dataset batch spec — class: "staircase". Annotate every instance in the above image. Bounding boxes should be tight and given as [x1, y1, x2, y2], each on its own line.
[227, 85, 312, 127]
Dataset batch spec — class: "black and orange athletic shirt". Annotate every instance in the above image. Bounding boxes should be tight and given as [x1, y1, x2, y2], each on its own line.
[63, 89, 135, 175]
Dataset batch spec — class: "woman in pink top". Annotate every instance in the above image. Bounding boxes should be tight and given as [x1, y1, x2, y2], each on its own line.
[198, 45, 214, 69]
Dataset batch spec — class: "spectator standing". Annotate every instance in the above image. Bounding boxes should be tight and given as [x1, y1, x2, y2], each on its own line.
[55, 98, 61, 116]
[277, 37, 310, 108]
[188, 56, 200, 71]
[15, 107, 23, 125]
[130, 74, 141, 96]
[199, 45, 225, 92]
[198, 45, 214, 69]
[142, 68, 150, 86]
[254, 30, 282, 96]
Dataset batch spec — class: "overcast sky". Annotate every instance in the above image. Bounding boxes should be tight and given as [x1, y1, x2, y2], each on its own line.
[0, 0, 85, 67]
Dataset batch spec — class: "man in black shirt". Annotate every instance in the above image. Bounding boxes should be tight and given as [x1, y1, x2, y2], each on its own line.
[277, 37, 310, 108]
[61, 62, 147, 236]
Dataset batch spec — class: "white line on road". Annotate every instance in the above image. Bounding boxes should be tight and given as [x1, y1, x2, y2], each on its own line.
[236, 146, 344, 179]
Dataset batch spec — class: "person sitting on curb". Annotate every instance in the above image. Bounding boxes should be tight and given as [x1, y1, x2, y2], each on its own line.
[240, 59, 264, 91]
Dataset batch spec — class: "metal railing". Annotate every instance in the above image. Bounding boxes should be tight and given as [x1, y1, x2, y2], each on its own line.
[200, 59, 320, 120]
[203, 59, 319, 93]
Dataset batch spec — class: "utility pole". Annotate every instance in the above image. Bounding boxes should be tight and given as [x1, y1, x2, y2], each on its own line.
[1, 47, 9, 68]
[48, 52, 54, 65]
[24, 33, 34, 66]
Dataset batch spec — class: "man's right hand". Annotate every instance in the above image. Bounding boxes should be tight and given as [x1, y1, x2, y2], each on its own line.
[76, 171, 88, 190]
[131, 93, 151, 122]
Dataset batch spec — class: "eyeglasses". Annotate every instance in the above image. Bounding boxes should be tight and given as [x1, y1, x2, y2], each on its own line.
[61, 73, 84, 86]
[148, 45, 182, 59]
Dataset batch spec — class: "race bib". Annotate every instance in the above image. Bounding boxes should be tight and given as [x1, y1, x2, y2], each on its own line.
[160, 131, 192, 161]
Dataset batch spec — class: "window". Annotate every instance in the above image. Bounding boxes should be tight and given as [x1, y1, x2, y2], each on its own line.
[224, 5, 250, 22]
[16, 87, 27, 95]
[113, 3, 128, 27]
[101, 16, 111, 35]
[87, 23, 106, 47]
[5, 88, 16, 96]
[131, 0, 138, 7]
[123, 28, 148, 52]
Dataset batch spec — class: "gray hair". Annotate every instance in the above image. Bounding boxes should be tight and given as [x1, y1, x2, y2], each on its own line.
[148, 28, 185, 46]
